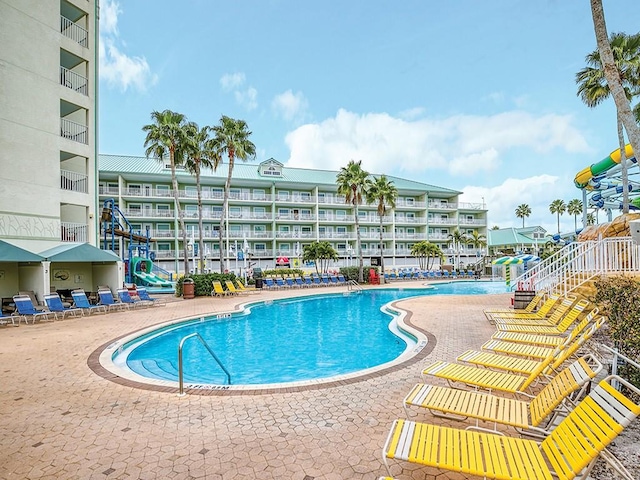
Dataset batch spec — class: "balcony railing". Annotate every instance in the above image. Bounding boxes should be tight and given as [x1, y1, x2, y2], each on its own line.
[61, 222, 87, 242]
[60, 169, 88, 193]
[60, 118, 88, 144]
[60, 16, 88, 47]
[428, 202, 457, 210]
[99, 187, 119, 196]
[60, 66, 88, 95]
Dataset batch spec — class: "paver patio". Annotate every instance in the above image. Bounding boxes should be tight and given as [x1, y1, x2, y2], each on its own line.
[1, 282, 519, 479]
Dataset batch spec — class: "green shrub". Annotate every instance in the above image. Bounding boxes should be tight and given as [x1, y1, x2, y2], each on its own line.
[176, 272, 241, 297]
[594, 275, 640, 389]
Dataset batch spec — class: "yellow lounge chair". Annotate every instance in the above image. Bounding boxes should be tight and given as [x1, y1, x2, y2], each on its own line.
[235, 280, 258, 294]
[484, 291, 545, 315]
[404, 355, 602, 435]
[384, 375, 640, 480]
[482, 309, 602, 359]
[494, 300, 589, 335]
[224, 280, 240, 295]
[493, 296, 583, 327]
[457, 319, 602, 376]
[485, 293, 562, 321]
[211, 280, 229, 297]
[421, 352, 554, 395]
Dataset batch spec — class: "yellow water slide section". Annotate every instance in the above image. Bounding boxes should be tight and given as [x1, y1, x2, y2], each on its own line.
[574, 144, 635, 189]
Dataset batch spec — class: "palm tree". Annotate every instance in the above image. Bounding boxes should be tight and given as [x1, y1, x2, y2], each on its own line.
[447, 228, 468, 270]
[365, 175, 397, 282]
[183, 122, 221, 272]
[336, 160, 370, 282]
[211, 116, 256, 273]
[590, 0, 640, 161]
[142, 110, 190, 274]
[549, 199, 567, 234]
[515, 204, 532, 228]
[567, 199, 584, 231]
[576, 31, 640, 213]
[587, 212, 597, 225]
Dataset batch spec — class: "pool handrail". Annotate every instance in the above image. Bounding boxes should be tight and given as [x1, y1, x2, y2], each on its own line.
[178, 332, 231, 395]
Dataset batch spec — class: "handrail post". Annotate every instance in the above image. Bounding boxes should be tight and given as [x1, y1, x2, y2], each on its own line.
[178, 332, 231, 396]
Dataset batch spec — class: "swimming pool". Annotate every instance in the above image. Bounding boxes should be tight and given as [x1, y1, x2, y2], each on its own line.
[104, 281, 506, 390]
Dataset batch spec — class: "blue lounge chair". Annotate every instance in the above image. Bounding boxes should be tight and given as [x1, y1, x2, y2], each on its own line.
[44, 293, 83, 319]
[330, 275, 339, 285]
[312, 274, 322, 287]
[263, 278, 276, 290]
[0, 311, 17, 326]
[98, 289, 128, 311]
[117, 288, 149, 308]
[320, 275, 330, 286]
[71, 290, 107, 314]
[285, 277, 295, 288]
[12, 294, 54, 323]
[294, 277, 306, 288]
[275, 277, 288, 289]
[136, 287, 166, 305]
[337, 274, 347, 285]
[303, 276, 314, 287]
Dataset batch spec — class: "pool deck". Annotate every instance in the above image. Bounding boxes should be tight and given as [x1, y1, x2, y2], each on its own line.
[0, 281, 513, 479]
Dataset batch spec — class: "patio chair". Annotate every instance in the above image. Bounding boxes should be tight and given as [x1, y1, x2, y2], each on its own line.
[0, 311, 17, 326]
[302, 276, 314, 287]
[485, 293, 562, 322]
[285, 277, 296, 288]
[117, 288, 149, 308]
[484, 292, 544, 315]
[482, 308, 602, 359]
[337, 274, 347, 286]
[495, 302, 587, 335]
[18, 290, 47, 312]
[71, 290, 107, 314]
[275, 277, 288, 289]
[320, 274, 331, 286]
[44, 293, 83, 319]
[136, 287, 166, 305]
[404, 354, 602, 436]
[98, 289, 129, 311]
[224, 280, 242, 295]
[383, 375, 640, 480]
[493, 296, 583, 327]
[211, 280, 230, 297]
[294, 276, 306, 288]
[12, 294, 55, 323]
[263, 278, 277, 290]
[234, 280, 258, 294]
[421, 351, 555, 395]
[329, 275, 339, 285]
[312, 274, 322, 287]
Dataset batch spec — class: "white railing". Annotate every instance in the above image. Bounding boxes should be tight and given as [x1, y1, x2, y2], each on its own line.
[60, 118, 88, 144]
[60, 66, 88, 95]
[428, 202, 457, 210]
[512, 237, 640, 295]
[61, 222, 87, 242]
[60, 16, 88, 47]
[60, 170, 88, 193]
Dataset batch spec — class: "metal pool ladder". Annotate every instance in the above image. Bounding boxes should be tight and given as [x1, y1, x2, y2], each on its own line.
[178, 332, 231, 395]
[347, 280, 363, 292]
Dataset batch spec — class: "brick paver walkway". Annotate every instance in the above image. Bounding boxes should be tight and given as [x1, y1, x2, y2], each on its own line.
[0, 282, 511, 479]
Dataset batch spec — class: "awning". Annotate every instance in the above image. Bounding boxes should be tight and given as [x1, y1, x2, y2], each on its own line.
[0, 240, 44, 262]
[39, 243, 120, 263]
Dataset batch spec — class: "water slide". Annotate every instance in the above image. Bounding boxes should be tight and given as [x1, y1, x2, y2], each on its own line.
[574, 144, 638, 209]
[130, 257, 173, 287]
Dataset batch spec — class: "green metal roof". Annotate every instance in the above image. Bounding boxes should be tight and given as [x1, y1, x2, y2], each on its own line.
[487, 228, 539, 247]
[0, 240, 44, 262]
[99, 154, 460, 195]
[39, 243, 120, 263]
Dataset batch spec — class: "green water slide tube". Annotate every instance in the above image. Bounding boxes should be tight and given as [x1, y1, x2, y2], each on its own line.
[574, 144, 635, 189]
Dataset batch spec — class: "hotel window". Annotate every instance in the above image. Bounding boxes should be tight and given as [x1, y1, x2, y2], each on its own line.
[279, 226, 290, 233]
[156, 185, 170, 196]
[278, 191, 290, 200]
[336, 210, 346, 219]
[229, 188, 241, 199]
[253, 189, 266, 200]
[278, 208, 289, 217]
[211, 188, 223, 199]
[406, 198, 415, 206]
[254, 244, 266, 251]
[336, 226, 347, 234]
[185, 186, 197, 198]
[229, 207, 241, 218]
[301, 226, 312, 234]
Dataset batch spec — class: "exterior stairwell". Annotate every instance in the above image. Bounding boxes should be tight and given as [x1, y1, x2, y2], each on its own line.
[511, 236, 640, 296]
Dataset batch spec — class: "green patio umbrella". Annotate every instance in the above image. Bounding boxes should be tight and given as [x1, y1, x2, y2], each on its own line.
[492, 256, 524, 287]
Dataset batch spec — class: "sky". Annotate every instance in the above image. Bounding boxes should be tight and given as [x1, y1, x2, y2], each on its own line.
[98, 0, 639, 235]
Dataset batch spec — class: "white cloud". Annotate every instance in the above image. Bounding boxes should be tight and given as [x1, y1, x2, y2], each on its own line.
[220, 72, 246, 92]
[398, 107, 425, 120]
[220, 72, 258, 110]
[460, 175, 584, 234]
[284, 109, 590, 176]
[99, 0, 156, 92]
[272, 90, 308, 122]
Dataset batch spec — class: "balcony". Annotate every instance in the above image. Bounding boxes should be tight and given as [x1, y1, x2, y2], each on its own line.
[60, 169, 88, 193]
[61, 222, 87, 242]
[458, 218, 486, 226]
[99, 187, 119, 196]
[60, 66, 88, 96]
[60, 118, 88, 144]
[428, 202, 457, 210]
[60, 15, 88, 48]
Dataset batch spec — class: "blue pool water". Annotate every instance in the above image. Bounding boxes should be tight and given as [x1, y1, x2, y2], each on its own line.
[116, 282, 506, 386]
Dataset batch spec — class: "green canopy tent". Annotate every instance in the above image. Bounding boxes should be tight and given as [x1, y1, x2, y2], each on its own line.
[0, 240, 44, 263]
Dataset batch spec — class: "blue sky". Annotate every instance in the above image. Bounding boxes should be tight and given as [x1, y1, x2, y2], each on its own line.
[98, 0, 639, 234]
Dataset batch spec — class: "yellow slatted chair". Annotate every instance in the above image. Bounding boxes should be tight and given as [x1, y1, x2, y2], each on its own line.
[421, 352, 555, 395]
[224, 280, 241, 295]
[484, 291, 545, 315]
[495, 300, 590, 335]
[486, 293, 561, 321]
[383, 375, 640, 480]
[210, 280, 229, 297]
[457, 318, 603, 377]
[235, 280, 258, 294]
[404, 355, 602, 435]
[482, 309, 602, 359]
[493, 296, 584, 327]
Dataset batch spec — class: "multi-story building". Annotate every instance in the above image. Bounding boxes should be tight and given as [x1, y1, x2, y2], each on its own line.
[99, 155, 488, 274]
[0, 0, 98, 253]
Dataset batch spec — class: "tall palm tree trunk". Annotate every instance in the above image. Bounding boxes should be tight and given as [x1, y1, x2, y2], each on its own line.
[170, 153, 189, 275]
[617, 117, 629, 213]
[591, 0, 640, 161]
[378, 216, 385, 284]
[354, 198, 363, 283]
[195, 166, 206, 272]
[219, 155, 235, 272]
